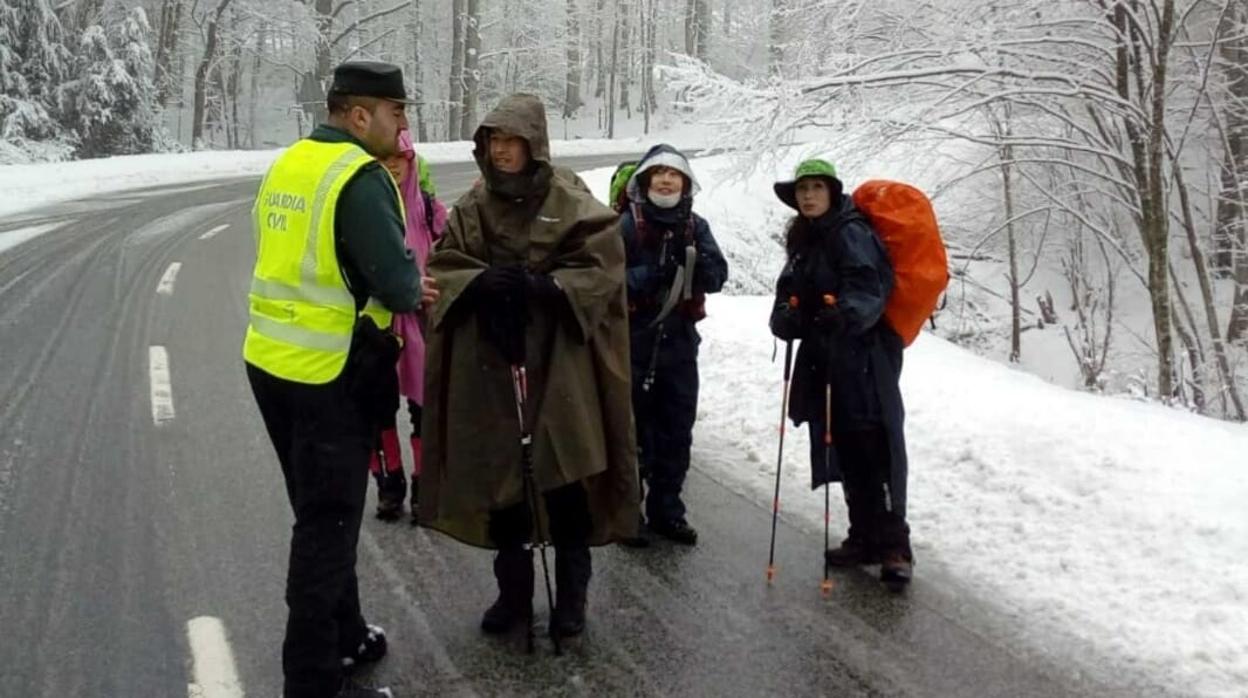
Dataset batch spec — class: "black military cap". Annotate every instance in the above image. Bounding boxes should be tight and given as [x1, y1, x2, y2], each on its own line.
[328, 61, 415, 104]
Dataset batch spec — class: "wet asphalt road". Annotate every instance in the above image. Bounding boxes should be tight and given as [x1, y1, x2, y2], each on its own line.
[0, 155, 1157, 697]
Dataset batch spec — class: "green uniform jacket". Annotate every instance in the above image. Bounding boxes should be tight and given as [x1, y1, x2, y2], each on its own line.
[419, 94, 639, 548]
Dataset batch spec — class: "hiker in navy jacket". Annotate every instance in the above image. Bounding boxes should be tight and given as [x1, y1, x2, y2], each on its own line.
[620, 144, 728, 546]
[767, 159, 912, 590]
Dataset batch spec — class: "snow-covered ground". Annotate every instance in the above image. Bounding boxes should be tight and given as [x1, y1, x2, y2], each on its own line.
[581, 159, 1248, 695]
[694, 297, 1248, 696]
[0, 135, 679, 221]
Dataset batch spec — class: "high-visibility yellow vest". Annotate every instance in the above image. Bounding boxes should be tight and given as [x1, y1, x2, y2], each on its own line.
[243, 139, 402, 384]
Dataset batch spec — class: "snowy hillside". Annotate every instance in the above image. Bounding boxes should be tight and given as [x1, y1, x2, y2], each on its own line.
[693, 296, 1248, 696]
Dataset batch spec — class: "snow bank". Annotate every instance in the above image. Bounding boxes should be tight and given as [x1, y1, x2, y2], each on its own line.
[0, 136, 666, 221]
[695, 295, 1248, 696]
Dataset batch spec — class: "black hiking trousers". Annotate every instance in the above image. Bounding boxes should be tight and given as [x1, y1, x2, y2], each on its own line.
[246, 363, 372, 698]
[632, 356, 699, 525]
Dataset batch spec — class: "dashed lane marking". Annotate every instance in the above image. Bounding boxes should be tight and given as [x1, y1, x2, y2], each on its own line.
[149, 346, 175, 425]
[157, 262, 182, 295]
[186, 616, 244, 698]
[199, 224, 229, 240]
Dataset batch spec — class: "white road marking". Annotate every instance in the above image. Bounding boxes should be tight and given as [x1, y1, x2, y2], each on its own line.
[157, 262, 182, 295]
[186, 616, 244, 698]
[199, 224, 229, 240]
[149, 346, 175, 425]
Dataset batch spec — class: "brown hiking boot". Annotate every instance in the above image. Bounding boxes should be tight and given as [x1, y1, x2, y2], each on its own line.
[824, 536, 880, 567]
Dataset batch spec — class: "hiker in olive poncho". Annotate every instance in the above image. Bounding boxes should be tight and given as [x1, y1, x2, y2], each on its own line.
[419, 94, 639, 639]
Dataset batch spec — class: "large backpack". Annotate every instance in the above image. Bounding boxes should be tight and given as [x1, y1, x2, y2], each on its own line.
[609, 160, 640, 212]
[851, 180, 949, 347]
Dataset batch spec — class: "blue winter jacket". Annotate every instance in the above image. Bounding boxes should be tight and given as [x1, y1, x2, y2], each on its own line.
[621, 204, 728, 366]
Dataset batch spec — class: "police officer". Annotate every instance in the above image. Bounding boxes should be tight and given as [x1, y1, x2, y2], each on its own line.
[244, 61, 436, 698]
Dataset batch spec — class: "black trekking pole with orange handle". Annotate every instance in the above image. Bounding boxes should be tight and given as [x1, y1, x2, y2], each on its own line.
[766, 296, 798, 584]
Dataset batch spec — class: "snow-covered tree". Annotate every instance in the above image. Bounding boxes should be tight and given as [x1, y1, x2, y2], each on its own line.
[0, 0, 73, 162]
[60, 8, 163, 158]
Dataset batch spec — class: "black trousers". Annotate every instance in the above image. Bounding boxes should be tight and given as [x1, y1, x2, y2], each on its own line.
[632, 357, 699, 524]
[807, 424, 910, 556]
[487, 482, 592, 551]
[247, 363, 372, 698]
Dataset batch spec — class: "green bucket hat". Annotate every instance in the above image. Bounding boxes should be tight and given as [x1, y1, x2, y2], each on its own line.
[774, 158, 840, 211]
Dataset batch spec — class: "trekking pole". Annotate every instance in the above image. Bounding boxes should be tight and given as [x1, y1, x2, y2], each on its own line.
[509, 364, 561, 656]
[767, 318, 796, 584]
[821, 382, 835, 598]
[820, 293, 838, 597]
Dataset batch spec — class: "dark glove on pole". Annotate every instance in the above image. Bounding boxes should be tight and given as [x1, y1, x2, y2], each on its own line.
[769, 296, 804, 341]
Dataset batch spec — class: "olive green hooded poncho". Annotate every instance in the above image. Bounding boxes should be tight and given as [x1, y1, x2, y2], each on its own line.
[418, 94, 640, 547]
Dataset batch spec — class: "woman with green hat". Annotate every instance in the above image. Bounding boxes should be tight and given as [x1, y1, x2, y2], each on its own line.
[768, 159, 913, 591]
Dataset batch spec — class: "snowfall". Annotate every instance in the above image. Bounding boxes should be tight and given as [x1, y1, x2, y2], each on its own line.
[2, 144, 1246, 697]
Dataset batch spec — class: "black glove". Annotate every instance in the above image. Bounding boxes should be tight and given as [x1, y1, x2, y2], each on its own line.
[470, 265, 525, 306]
[478, 300, 526, 364]
[811, 302, 845, 334]
[769, 298, 804, 341]
[468, 266, 527, 364]
[525, 272, 564, 306]
[346, 316, 403, 425]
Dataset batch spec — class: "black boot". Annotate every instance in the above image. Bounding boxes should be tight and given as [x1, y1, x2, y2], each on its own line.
[551, 547, 591, 638]
[825, 483, 879, 566]
[877, 512, 914, 593]
[374, 470, 406, 521]
[649, 518, 698, 545]
[481, 548, 534, 634]
[407, 475, 420, 525]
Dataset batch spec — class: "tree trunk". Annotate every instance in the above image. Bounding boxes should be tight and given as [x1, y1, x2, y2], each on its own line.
[458, 0, 480, 140]
[684, 0, 696, 57]
[619, 0, 632, 118]
[594, 0, 606, 99]
[296, 0, 334, 126]
[447, 0, 465, 139]
[642, 0, 656, 133]
[1175, 163, 1247, 419]
[248, 24, 263, 148]
[1112, 0, 1176, 399]
[1004, 144, 1021, 362]
[1145, 0, 1177, 400]
[769, 0, 784, 76]
[407, 0, 428, 142]
[155, 0, 184, 108]
[564, 0, 582, 118]
[694, 0, 709, 61]
[1215, 2, 1247, 276]
[1222, 3, 1248, 344]
[192, 0, 234, 148]
[607, 7, 619, 138]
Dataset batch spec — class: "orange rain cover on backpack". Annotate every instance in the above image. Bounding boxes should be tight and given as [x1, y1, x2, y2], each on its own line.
[852, 180, 949, 347]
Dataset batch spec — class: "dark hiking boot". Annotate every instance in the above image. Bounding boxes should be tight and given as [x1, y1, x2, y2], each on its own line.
[374, 472, 406, 521]
[650, 518, 698, 546]
[341, 624, 387, 671]
[551, 547, 592, 638]
[824, 535, 879, 567]
[407, 476, 420, 525]
[337, 678, 394, 697]
[876, 512, 913, 593]
[880, 553, 913, 592]
[409, 435, 423, 525]
[481, 549, 534, 634]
